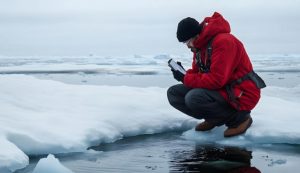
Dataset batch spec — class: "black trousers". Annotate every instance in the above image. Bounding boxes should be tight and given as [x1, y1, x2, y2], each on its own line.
[167, 84, 250, 127]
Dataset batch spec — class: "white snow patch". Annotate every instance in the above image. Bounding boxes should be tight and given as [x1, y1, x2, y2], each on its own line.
[32, 154, 74, 173]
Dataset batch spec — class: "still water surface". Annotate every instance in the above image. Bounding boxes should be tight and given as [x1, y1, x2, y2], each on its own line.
[15, 132, 300, 173]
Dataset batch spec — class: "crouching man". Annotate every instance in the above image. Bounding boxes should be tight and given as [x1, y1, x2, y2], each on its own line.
[167, 12, 265, 137]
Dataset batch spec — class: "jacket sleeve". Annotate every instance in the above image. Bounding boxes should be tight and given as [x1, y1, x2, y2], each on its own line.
[183, 37, 238, 89]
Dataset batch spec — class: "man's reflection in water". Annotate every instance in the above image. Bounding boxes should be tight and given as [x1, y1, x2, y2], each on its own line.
[169, 145, 261, 173]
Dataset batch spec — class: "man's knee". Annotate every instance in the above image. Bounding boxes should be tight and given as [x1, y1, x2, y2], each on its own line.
[167, 84, 186, 97]
[167, 84, 181, 105]
[185, 88, 213, 109]
[167, 85, 176, 102]
[167, 84, 189, 105]
[167, 85, 176, 97]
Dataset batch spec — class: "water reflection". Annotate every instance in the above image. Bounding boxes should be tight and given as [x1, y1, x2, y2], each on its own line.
[170, 145, 261, 173]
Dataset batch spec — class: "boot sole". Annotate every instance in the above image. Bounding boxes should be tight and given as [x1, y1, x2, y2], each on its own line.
[224, 117, 253, 138]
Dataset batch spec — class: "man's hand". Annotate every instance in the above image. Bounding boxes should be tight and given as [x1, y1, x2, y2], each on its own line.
[176, 61, 185, 71]
[172, 69, 185, 83]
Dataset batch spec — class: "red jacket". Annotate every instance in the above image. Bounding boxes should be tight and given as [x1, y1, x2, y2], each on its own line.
[183, 12, 260, 110]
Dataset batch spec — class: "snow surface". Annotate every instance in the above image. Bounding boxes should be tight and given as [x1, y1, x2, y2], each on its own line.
[32, 154, 74, 173]
[0, 75, 194, 172]
[0, 137, 28, 172]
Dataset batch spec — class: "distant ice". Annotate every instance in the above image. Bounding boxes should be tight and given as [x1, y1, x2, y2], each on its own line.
[251, 54, 300, 72]
[0, 55, 174, 75]
[32, 154, 74, 173]
[262, 85, 300, 103]
[1, 54, 299, 75]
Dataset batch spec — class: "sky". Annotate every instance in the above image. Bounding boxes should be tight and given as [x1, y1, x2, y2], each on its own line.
[0, 0, 299, 56]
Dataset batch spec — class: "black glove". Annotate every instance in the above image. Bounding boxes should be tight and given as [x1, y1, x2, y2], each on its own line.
[171, 61, 185, 83]
[172, 69, 185, 83]
[176, 61, 185, 71]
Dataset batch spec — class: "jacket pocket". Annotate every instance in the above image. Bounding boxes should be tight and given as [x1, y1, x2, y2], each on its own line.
[233, 85, 243, 98]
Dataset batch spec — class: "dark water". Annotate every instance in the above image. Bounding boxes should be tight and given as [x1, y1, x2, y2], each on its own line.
[15, 132, 300, 173]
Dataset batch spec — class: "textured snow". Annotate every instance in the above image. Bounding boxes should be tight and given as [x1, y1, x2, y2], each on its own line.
[0, 75, 194, 171]
[32, 154, 74, 173]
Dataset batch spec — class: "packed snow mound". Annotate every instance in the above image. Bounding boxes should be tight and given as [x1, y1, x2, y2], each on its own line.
[0, 75, 194, 171]
[0, 137, 28, 172]
[32, 154, 74, 173]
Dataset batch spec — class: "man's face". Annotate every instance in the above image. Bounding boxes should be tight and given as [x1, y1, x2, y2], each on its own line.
[184, 35, 198, 52]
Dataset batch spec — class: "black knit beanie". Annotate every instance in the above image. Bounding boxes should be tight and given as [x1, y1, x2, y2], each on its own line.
[176, 17, 202, 42]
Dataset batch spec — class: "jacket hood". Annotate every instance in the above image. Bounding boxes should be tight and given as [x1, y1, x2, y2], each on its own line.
[193, 12, 231, 49]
